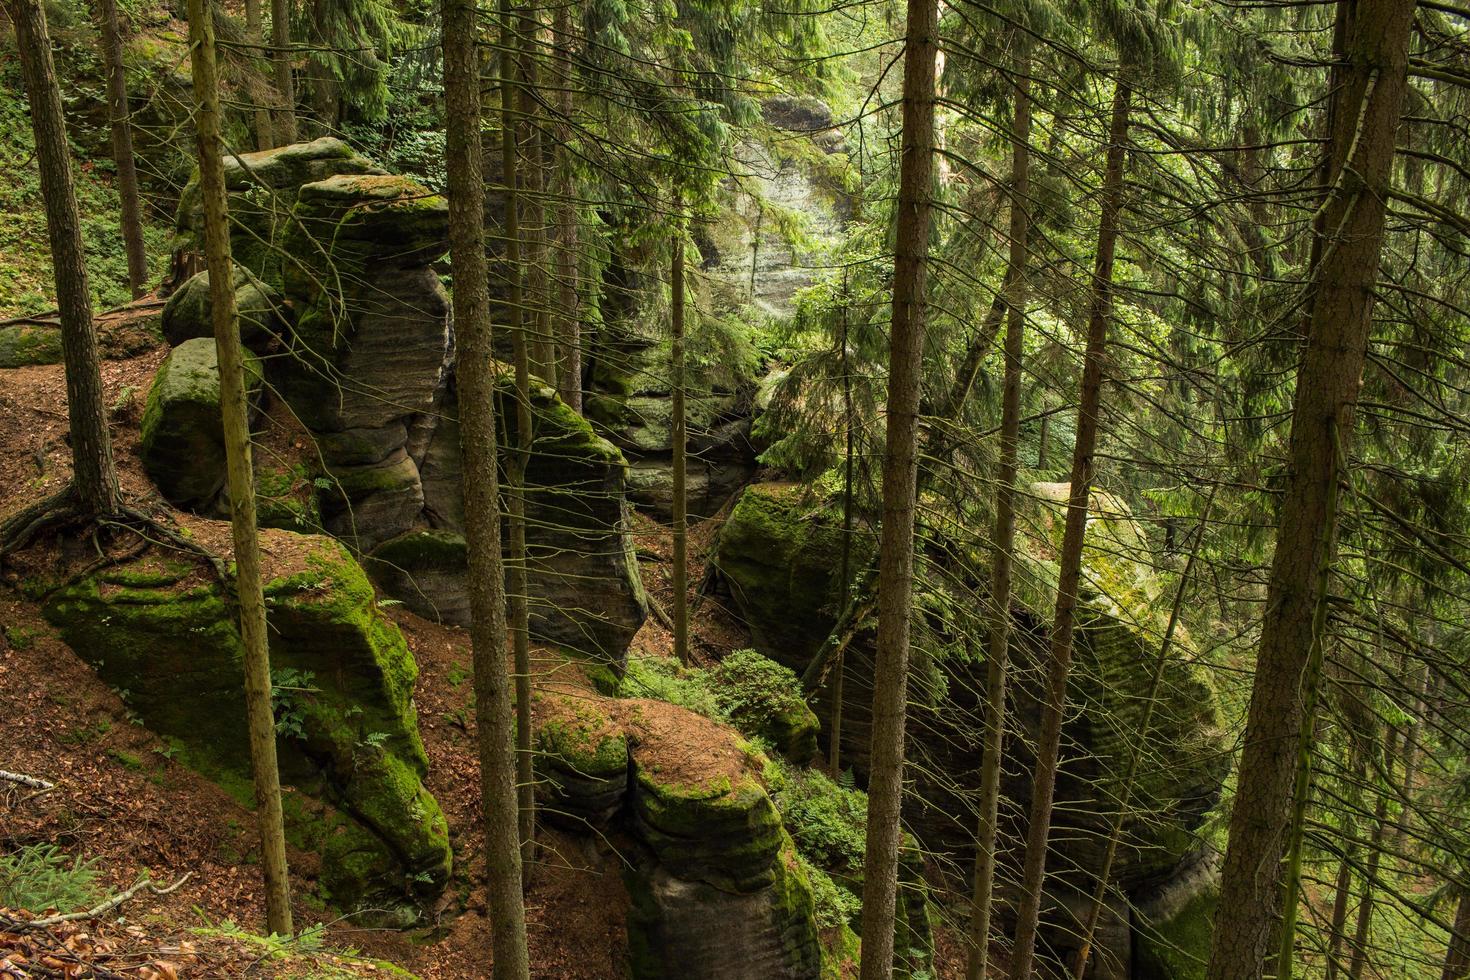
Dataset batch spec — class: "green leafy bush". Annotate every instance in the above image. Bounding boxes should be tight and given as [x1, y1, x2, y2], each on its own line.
[798, 851, 860, 930]
[0, 844, 103, 912]
[769, 761, 867, 871]
[709, 649, 806, 727]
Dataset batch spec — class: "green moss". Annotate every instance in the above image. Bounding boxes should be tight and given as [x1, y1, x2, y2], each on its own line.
[0, 324, 63, 367]
[710, 649, 820, 761]
[42, 538, 450, 916]
[1135, 881, 1217, 980]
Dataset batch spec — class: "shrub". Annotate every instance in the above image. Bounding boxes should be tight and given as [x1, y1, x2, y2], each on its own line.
[768, 760, 867, 871]
[710, 649, 806, 727]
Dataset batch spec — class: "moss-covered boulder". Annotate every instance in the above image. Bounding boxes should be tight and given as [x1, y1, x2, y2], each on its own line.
[0, 324, 63, 367]
[534, 695, 630, 829]
[139, 338, 263, 511]
[39, 531, 451, 917]
[175, 138, 387, 281]
[1134, 861, 1218, 980]
[162, 268, 288, 350]
[716, 480, 1226, 973]
[716, 484, 866, 668]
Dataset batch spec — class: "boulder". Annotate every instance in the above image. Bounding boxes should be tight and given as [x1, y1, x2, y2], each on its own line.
[162, 268, 288, 350]
[0, 324, 63, 368]
[139, 338, 262, 511]
[39, 531, 452, 916]
[715, 480, 1228, 971]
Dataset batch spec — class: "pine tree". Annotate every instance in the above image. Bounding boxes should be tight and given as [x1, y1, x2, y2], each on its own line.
[95, 0, 148, 298]
[442, 0, 531, 973]
[1206, 1, 1419, 975]
[185, 0, 293, 936]
[4, 0, 120, 520]
[857, 0, 939, 975]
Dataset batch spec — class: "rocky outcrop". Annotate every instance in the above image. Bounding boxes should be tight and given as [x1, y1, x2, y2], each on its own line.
[161, 141, 647, 662]
[0, 324, 62, 368]
[35, 531, 452, 918]
[162, 268, 289, 351]
[139, 338, 262, 511]
[533, 688, 824, 980]
[368, 374, 648, 659]
[714, 481, 1227, 976]
[175, 137, 387, 282]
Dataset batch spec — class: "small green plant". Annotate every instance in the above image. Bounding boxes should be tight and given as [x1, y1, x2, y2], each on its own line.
[446, 662, 469, 687]
[4, 626, 36, 651]
[271, 668, 320, 740]
[769, 759, 867, 870]
[799, 851, 860, 930]
[0, 844, 102, 913]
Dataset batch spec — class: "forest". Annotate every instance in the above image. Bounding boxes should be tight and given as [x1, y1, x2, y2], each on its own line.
[0, 0, 1467, 977]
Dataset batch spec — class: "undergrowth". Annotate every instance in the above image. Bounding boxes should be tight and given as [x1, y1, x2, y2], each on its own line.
[0, 843, 103, 912]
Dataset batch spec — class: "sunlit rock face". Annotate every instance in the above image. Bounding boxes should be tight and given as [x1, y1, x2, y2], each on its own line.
[715, 481, 1228, 979]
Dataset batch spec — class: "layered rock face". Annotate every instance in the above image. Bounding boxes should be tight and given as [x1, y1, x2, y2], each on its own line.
[715, 482, 1227, 978]
[162, 139, 646, 660]
[534, 686, 824, 980]
[35, 531, 452, 918]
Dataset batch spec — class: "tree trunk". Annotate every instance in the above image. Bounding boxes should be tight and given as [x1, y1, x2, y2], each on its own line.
[443, 0, 530, 973]
[8, 0, 121, 517]
[243, 0, 275, 149]
[967, 35, 1031, 980]
[671, 203, 689, 666]
[856, 0, 937, 975]
[1276, 431, 1343, 980]
[502, 0, 537, 877]
[552, 0, 580, 412]
[830, 271, 854, 774]
[1325, 741, 1366, 980]
[1347, 725, 1400, 980]
[1206, 3, 1417, 975]
[1443, 890, 1470, 980]
[95, 0, 148, 298]
[185, 0, 293, 936]
[1009, 76, 1131, 980]
[518, 17, 554, 385]
[270, 0, 296, 144]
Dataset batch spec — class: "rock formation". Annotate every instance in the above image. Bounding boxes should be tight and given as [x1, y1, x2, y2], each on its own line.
[715, 481, 1227, 978]
[162, 138, 647, 661]
[534, 683, 825, 980]
[33, 530, 452, 919]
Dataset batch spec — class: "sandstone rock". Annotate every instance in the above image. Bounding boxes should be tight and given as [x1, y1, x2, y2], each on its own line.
[0, 324, 63, 367]
[139, 338, 262, 511]
[406, 375, 648, 660]
[162, 268, 288, 350]
[175, 138, 387, 281]
[715, 480, 1228, 971]
[39, 532, 452, 916]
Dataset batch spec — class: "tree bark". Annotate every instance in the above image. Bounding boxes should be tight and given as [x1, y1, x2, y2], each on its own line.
[1206, 2, 1417, 975]
[1443, 890, 1470, 980]
[856, 0, 937, 975]
[243, 0, 276, 149]
[967, 34, 1031, 980]
[95, 0, 148, 298]
[443, 0, 530, 973]
[671, 202, 689, 666]
[502, 0, 537, 877]
[186, 0, 292, 936]
[270, 0, 296, 144]
[1347, 725, 1400, 980]
[1009, 75, 1131, 980]
[8, 0, 121, 517]
[552, 0, 580, 411]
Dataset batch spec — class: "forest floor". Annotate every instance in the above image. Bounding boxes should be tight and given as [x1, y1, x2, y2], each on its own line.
[0, 334, 969, 977]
